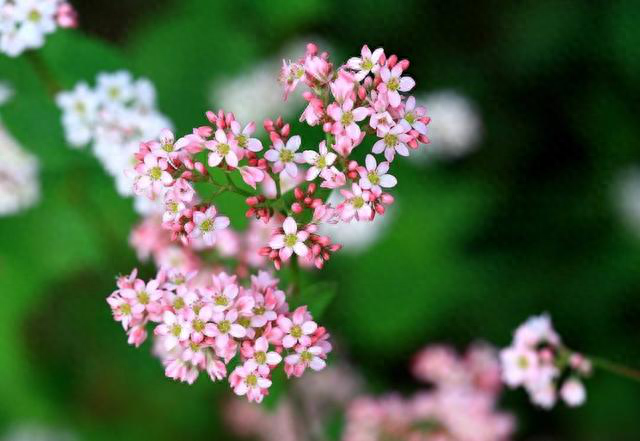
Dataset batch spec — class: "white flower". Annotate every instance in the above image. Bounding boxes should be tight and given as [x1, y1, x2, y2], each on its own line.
[614, 167, 640, 237]
[189, 206, 230, 247]
[0, 123, 40, 216]
[303, 140, 337, 181]
[269, 216, 309, 261]
[560, 378, 586, 407]
[0, 0, 68, 57]
[56, 71, 172, 210]
[408, 90, 482, 163]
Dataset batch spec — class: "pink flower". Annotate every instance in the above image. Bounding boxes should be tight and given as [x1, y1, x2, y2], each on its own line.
[347, 45, 384, 81]
[378, 65, 415, 107]
[400, 96, 428, 135]
[206, 129, 239, 168]
[277, 306, 317, 349]
[303, 141, 337, 180]
[204, 309, 246, 348]
[284, 345, 327, 377]
[372, 122, 412, 162]
[230, 121, 262, 153]
[339, 183, 373, 221]
[269, 217, 309, 261]
[264, 135, 304, 178]
[229, 362, 272, 403]
[120, 278, 164, 317]
[560, 378, 586, 407]
[189, 206, 230, 247]
[210, 283, 239, 312]
[243, 336, 282, 375]
[155, 310, 192, 351]
[327, 98, 370, 140]
[280, 61, 305, 100]
[320, 166, 347, 189]
[358, 154, 397, 192]
[185, 304, 214, 343]
[134, 154, 173, 198]
[238, 166, 264, 189]
[500, 346, 539, 387]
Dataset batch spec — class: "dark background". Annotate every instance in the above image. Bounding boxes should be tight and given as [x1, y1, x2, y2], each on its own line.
[1, 0, 640, 439]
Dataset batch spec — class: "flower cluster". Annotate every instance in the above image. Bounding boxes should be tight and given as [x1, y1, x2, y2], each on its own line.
[0, 0, 76, 57]
[107, 268, 331, 403]
[500, 314, 591, 408]
[123, 43, 428, 273]
[343, 344, 514, 441]
[56, 71, 172, 213]
[0, 122, 39, 216]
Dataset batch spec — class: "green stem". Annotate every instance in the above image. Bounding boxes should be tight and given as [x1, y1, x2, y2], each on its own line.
[290, 254, 301, 296]
[591, 356, 640, 383]
[26, 51, 62, 97]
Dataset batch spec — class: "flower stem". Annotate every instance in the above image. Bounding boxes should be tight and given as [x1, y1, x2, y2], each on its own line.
[25, 51, 62, 97]
[290, 254, 301, 296]
[591, 356, 640, 383]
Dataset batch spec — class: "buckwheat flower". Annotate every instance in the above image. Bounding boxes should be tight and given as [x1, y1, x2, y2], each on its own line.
[399, 96, 429, 136]
[372, 122, 411, 162]
[204, 309, 246, 348]
[378, 64, 415, 107]
[280, 60, 305, 100]
[277, 306, 317, 349]
[264, 135, 303, 178]
[347, 45, 384, 81]
[185, 304, 214, 343]
[120, 278, 164, 318]
[327, 98, 370, 140]
[303, 140, 337, 180]
[190, 206, 230, 247]
[96, 71, 135, 106]
[284, 345, 326, 378]
[319, 166, 346, 189]
[106, 293, 136, 330]
[134, 154, 173, 198]
[7, 0, 57, 53]
[244, 336, 282, 376]
[338, 183, 373, 222]
[210, 283, 239, 312]
[55, 82, 98, 147]
[499, 346, 539, 387]
[358, 154, 397, 192]
[206, 128, 239, 168]
[155, 310, 192, 351]
[560, 377, 586, 407]
[269, 216, 309, 261]
[230, 121, 263, 153]
[230, 362, 272, 403]
[239, 166, 265, 189]
[0, 124, 40, 216]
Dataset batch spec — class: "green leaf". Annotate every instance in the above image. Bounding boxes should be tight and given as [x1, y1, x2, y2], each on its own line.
[290, 281, 338, 319]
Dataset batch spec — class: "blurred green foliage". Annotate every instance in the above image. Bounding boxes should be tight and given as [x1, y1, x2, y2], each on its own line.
[1, 0, 640, 440]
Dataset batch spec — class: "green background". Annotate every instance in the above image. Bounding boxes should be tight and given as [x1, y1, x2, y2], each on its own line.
[1, 0, 640, 439]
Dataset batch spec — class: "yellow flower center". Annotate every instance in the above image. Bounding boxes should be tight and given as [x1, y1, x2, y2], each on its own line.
[280, 149, 294, 163]
[284, 233, 298, 248]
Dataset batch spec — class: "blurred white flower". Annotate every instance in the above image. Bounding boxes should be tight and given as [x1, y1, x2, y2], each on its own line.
[318, 190, 394, 254]
[209, 38, 329, 123]
[1, 423, 75, 441]
[56, 71, 172, 214]
[614, 167, 640, 236]
[409, 89, 482, 163]
[0, 123, 39, 216]
[0, 80, 13, 105]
